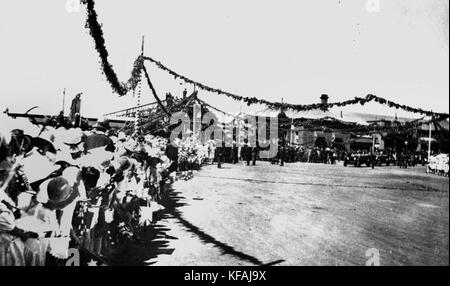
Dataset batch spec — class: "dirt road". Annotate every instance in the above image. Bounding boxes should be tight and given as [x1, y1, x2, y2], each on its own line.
[125, 162, 449, 266]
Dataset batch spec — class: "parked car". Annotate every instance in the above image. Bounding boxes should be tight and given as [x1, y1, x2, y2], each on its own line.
[375, 153, 394, 166]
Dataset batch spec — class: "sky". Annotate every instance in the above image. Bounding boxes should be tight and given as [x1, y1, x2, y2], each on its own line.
[0, 0, 448, 119]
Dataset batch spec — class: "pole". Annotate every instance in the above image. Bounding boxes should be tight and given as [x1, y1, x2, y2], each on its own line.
[134, 35, 145, 137]
[193, 103, 201, 138]
[62, 88, 66, 115]
[290, 118, 294, 144]
[428, 121, 432, 160]
[135, 76, 142, 136]
[372, 133, 375, 153]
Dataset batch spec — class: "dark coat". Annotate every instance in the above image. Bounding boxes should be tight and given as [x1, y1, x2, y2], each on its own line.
[70, 96, 81, 119]
[84, 133, 115, 153]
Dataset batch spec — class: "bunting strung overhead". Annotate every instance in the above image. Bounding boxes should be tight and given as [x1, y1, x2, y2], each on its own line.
[81, 0, 143, 96]
[142, 65, 170, 116]
[143, 56, 449, 118]
[81, 0, 448, 118]
[366, 94, 449, 118]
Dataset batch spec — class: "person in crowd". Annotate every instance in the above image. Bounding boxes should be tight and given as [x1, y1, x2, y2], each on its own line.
[70, 93, 82, 121]
[370, 151, 376, 169]
[216, 146, 222, 168]
[84, 120, 115, 153]
[278, 139, 286, 167]
[1, 112, 217, 265]
[251, 142, 258, 166]
[56, 111, 65, 125]
[240, 139, 250, 166]
[232, 142, 239, 164]
[0, 148, 59, 266]
[73, 113, 81, 128]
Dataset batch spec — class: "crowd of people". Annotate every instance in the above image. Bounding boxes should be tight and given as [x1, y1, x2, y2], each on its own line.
[1, 109, 446, 266]
[428, 154, 449, 177]
[0, 113, 209, 266]
[342, 150, 429, 168]
[213, 141, 344, 167]
[212, 140, 434, 171]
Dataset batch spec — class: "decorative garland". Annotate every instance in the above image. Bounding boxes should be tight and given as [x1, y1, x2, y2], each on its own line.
[367, 94, 449, 118]
[143, 56, 449, 118]
[134, 72, 142, 137]
[81, 0, 143, 96]
[142, 65, 170, 116]
[80, 0, 449, 118]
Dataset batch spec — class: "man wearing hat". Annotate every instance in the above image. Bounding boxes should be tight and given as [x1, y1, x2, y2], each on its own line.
[60, 130, 85, 160]
[84, 120, 115, 153]
[29, 175, 81, 265]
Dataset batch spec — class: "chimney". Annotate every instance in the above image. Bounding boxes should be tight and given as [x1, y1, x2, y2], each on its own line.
[320, 94, 329, 111]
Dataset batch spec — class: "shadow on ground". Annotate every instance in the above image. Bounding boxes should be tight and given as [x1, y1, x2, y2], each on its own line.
[113, 178, 283, 266]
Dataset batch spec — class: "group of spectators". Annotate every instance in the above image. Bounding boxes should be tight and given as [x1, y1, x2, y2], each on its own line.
[210, 138, 435, 170]
[212, 141, 345, 167]
[428, 154, 449, 176]
[0, 113, 207, 266]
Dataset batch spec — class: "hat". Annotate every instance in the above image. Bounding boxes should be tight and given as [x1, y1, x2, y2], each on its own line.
[0, 131, 11, 147]
[21, 152, 59, 184]
[32, 137, 57, 154]
[92, 120, 110, 132]
[78, 147, 114, 169]
[0, 132, 9, 162]
[109, 135, 118, 145]
[146, 147, 161, 158]
[122, 139, 137, 153]
[117, 132, 127, 141]
[62, 166, 80, 186]
[38, 128, 56, 143]
[117, 156, 131, 171]
[54, 150, 78, 167]
[144, 134, 154, 143]
[62, 129, 84, 148]
[10, 131, 34, 154]
[0, 160, 12, 172]
[43, 176, 79, 210]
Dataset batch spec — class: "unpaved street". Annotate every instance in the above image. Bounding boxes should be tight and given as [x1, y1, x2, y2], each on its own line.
[123, 162, 449, 266]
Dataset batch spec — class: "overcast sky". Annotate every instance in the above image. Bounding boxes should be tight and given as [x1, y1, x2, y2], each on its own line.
[0, 0, 448, 118]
